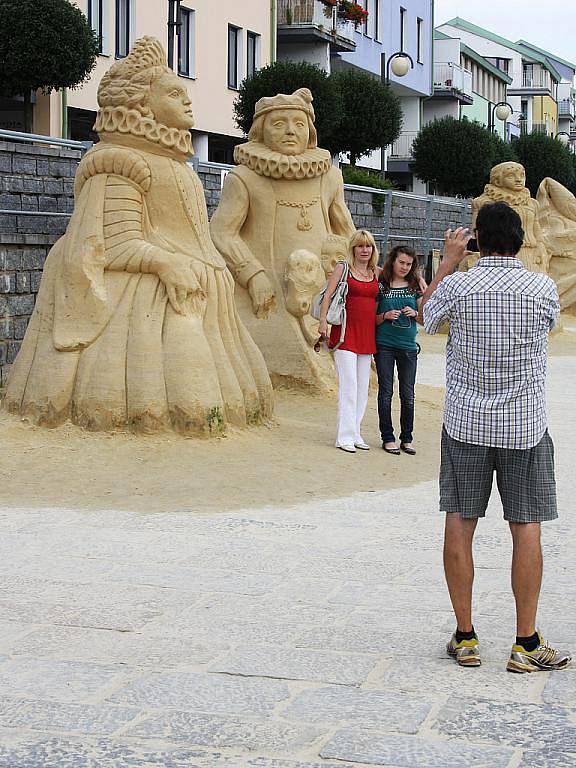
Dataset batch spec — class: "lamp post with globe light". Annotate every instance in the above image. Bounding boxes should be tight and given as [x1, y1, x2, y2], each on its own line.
[380, 52, 414, 176]
[556, 131, 571, 145]
[488, 101, 513, 134]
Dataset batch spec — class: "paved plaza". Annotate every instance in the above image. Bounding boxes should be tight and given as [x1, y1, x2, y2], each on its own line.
[0, 351, 574, 768]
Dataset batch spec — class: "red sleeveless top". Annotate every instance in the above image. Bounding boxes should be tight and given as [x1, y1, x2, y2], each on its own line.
[329, 274, 378, 354]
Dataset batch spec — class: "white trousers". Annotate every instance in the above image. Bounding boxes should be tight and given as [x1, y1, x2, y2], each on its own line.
[333, 349, 372, 447]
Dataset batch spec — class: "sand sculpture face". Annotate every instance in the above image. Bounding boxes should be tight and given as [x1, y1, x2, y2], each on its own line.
[210, 88, 356, 392]
[147, 72, 194, 130]
[3, 36, 273, 435]
[262, 109, 310, 156]
[493, 162, 526, 193]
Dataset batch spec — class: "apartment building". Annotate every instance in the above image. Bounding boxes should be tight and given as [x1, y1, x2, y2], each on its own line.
[0, 0, 272, 162]
[277, 1, 434, 191]
[437, 17, 562, 140]
[426, 30, 512, 139]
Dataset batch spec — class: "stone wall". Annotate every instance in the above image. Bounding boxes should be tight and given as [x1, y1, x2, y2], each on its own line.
[0, 141, 78, 388]
[0, 141, 471, 388]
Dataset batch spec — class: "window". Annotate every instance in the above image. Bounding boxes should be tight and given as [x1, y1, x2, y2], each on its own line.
[247, 31, 260, 78]
[115, 0, 130, 58]
[227, 25, 241, 89]
[416, 17, 423, 63]
[88, 0, 104, 53]
[400, 7, 406, 52]
[178, 7, 195, 77]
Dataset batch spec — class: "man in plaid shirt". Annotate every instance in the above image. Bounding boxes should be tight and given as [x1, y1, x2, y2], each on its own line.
[422, 201, 571, 673]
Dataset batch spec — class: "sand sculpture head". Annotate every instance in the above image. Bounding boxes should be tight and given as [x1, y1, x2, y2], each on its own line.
[490, 162, 526, 193]
[248, 88, 318, 154]
[321, 234, 349, 276]
[285, 249, 326, 317]
[94, 36, 194, 156]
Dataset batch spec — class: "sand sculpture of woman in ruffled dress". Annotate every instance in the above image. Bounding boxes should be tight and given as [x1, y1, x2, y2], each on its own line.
[4, 37, 273, 435]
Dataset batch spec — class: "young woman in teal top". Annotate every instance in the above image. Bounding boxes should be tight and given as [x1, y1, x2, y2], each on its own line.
[375, 246, 424, 455]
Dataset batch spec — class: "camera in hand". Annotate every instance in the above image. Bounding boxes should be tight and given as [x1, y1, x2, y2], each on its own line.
[466, 237, 478, 252]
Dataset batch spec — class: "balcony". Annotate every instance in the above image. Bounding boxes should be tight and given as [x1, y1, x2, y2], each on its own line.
[559, 99, 576, 119]
[277, 0, 356, 53]
[509, 66, 554, 96]
[389, 131, 418, 159]
[433, 63, 474, 104]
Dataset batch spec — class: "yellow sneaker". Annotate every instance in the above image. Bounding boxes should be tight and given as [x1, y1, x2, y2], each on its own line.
[446, 632, 481, 667]
[506, 632, 572, 673]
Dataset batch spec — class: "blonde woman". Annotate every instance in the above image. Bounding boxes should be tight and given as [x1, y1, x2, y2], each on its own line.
[318, 230, 379, 452]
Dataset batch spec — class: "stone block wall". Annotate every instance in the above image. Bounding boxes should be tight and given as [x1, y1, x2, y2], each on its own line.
[0, 142, 471, 388]
[0, 141, 79, 387]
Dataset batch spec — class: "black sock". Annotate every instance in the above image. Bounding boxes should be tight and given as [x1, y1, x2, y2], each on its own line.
[516, 631, 540, 651]
[455, 627, 476, 642]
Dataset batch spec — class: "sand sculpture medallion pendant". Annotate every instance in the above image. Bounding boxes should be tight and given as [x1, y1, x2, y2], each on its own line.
[3, 36, 273, 436]
[276, 197, 320, 231]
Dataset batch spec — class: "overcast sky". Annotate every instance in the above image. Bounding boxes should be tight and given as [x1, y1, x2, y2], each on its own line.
[434, 0, 576, 65]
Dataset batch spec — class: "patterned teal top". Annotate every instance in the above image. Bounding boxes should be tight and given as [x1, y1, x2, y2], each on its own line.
[376, 285, 420, 351]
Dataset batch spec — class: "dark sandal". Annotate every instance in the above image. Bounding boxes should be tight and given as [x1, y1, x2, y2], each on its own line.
[383, 445, 401, 455]
[400, 443, 416, 455]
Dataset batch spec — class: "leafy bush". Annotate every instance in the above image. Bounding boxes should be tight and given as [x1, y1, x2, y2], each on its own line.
[412, 117, 496, 198]
[0, 0, 98, 131]
[341, 164, 395, 189]
[331, 68, 402, 164]
[511, 131, 575, 196]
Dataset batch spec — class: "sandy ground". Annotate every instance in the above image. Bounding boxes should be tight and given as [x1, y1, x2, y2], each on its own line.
[2, 323, 575, 515]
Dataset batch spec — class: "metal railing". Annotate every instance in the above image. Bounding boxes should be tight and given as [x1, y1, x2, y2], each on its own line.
[433, 63, 473, 98]
[558, 99, 575, 118]
[0, 129, 89, 150]
[521, 70, 552, 90]
[389, 131, 417, 159]
[277, 0, 355, 43]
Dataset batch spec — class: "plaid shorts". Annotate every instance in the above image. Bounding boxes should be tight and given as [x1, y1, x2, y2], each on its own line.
[439, 426, 557, 523]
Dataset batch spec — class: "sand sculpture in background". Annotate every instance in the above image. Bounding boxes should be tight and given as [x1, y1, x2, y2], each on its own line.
[4, 37, 273, 435]
[537, 177, 576, 312]
[211, 88, 356, 391]
[471, 161, 549, 273]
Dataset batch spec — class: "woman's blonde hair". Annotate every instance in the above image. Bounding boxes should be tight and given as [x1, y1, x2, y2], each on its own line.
[347, 230, 379, 271]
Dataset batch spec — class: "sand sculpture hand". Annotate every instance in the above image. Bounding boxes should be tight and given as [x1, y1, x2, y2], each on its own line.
[248, 271, 277, 318]
[157, 254, 206, 316]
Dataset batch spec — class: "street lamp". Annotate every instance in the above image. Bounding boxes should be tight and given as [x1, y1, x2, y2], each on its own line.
[488, 101, 513, 133]
[385, 52, 414, 85]
[556, 131, 571, 145]
[167, 0, 182, 70]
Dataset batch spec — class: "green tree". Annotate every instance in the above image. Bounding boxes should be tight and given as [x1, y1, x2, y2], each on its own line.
[412, 117, 497, 198]
[511, 131, 575, 196]
[488, 130, 517, 166]
[0, 0, 98, 132]
[330, 68, 402, 164]
[233, 60, 343, 154]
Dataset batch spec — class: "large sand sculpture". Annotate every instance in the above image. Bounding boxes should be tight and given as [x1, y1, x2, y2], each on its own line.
[210, 88, 356, 391]
[3, 37, 273, 435]
[471, 161, 549, 272]
[537, 177, 576, 312]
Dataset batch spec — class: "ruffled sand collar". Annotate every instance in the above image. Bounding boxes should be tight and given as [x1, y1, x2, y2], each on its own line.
[234, 141, 332, 180]
[482, 183, 532, 207]
[94, 107, 194, 160]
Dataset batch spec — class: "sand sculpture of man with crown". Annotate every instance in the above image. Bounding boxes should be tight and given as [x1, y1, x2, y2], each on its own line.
[4, 37, 273, 435]
[210, 88, 356, 391]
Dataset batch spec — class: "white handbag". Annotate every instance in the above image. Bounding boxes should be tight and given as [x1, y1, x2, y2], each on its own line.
[311, 261, 349, 349]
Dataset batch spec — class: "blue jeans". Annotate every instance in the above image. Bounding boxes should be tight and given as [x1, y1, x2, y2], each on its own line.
[374, 347, 418, 444]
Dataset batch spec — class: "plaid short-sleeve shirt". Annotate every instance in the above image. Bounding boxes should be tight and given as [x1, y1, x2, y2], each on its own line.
[423, 256, 560, 449]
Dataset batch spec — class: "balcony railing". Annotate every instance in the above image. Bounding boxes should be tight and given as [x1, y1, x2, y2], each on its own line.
[433, 63, 473, 99]
[559, 99, 576, 118]
[521, 70, 552, 90]
[531, 121, 551, 135]
[390, 131, 418, 159]
[277, 0, 356, 45]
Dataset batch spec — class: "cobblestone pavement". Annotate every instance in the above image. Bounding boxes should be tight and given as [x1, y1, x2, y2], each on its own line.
[0, 353, 574, 767]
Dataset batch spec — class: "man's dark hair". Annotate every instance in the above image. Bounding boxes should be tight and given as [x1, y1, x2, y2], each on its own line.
[476, 202, 524, 256]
